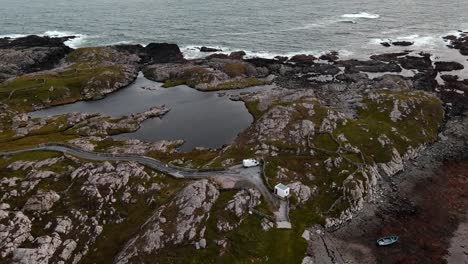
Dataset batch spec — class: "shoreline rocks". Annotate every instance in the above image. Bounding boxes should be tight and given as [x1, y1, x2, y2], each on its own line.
[0, 35, 73, 82]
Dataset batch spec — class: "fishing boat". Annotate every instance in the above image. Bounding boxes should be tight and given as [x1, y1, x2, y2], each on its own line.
[376, 236, 399, 246]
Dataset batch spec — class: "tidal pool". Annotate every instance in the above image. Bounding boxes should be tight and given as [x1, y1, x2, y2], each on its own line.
[30, 74, 264, 151]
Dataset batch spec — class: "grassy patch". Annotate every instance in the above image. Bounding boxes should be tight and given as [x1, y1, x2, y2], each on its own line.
[223, 63, 247, 78]
[0, 63, 126, 111]
[208, 78, 268, 91]
[153, 190, 308, 263]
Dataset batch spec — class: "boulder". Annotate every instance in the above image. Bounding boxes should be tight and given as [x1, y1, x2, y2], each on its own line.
[443, 33, 468, 55]
[391, 41, 414, 46]
[290, 54, 317, 64]
[380, 42, 391, 47]
[434, 61, 464, 72]
[144, 43, 184, 63]
[319, 51, 339, 62]
[199, 46, 221, 52]
[398, 54, 433, 71]
[274, 56, 288, 62]
[289, 181, 314, 204]
[225, 189, 261, 217]
[229, 51, 246, 60]
[206, 53, 230, 60]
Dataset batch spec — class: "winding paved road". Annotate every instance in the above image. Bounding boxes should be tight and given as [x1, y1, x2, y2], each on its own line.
[0, 143, 281, 214]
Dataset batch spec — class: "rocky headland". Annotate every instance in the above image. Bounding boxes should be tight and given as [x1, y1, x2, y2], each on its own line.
[0, 32, 467, 263]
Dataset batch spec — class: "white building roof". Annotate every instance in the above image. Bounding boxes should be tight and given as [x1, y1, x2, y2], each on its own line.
[275, 183, 289, 191]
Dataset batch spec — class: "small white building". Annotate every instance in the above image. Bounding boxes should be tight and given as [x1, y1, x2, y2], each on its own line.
[274, 183, 290, 198]
[242, 159, 259, 168]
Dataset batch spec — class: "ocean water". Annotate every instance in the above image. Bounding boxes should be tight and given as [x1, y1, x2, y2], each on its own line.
[1, 0, 468, 59]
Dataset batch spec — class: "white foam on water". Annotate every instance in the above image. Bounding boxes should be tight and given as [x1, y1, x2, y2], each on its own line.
[43, 30, 88, 48]
[370, 34, 439, 47]
[341, 12, 380, 19]
[182, 45, 353, 60]
[0, 33, 28, 39]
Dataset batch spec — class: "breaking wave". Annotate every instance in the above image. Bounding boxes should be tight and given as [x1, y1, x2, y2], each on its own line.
[370, 34, 438, 47]
[181, 45, 353, 60]
[341, 12, 380, 19]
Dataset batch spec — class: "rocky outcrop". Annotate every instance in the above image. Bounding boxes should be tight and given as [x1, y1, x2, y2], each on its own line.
[398, 54, 433, 71]
[0, 35, 73, 82]
[319, 51, 339, 62]
[0, 211, 32, 258]
[336, 59, 402, 73]
[444, 32, 468, 55]
[199, 46, 222, 52]
[11, 105, 168, 139]
[290, 54, 317, 65]
[115, 180, 219, 263]
[289, 181, 315, 205]
[143, 59, 271, 90]
[144, 43, 184, 63]
[217, 189, 261, 232]
[380, 40, 414, 47]
[12, 233, 62, 264]
[69, 105, 170, 136]
[1, 45, 140, 111]
[238, 85, 443, 230]
[108, 139, 184, 155]
[0, 153, 173, 264]
[23, 191, 61, 212]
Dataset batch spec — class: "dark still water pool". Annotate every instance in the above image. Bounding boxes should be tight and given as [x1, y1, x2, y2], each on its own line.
[29, 74, 261, 151]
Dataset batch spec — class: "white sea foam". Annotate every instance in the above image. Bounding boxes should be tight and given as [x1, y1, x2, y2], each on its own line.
[0, 33, 28, 39]
[181, 45, 353, 60]
[43, 30, 88, 48]
[0, 30, 89, 48]
[341, 12, 380, 19]
[370, 34, 438, 47]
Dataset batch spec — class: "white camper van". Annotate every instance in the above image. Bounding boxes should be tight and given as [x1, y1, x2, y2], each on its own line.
[242, 159, 260, 168]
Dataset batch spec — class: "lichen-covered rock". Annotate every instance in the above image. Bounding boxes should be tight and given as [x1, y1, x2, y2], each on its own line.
[143, 59, 271, 91]
[109, 139, 184, 155]
[115, 180, 219, 263]
[0, 211, 32, 258]
[1, 46, 140, 111]
[225, 189, 261, 217]
[289, 181, 314, 204]
[23, 191, 60, 212]
[12, 233, 62, 264]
